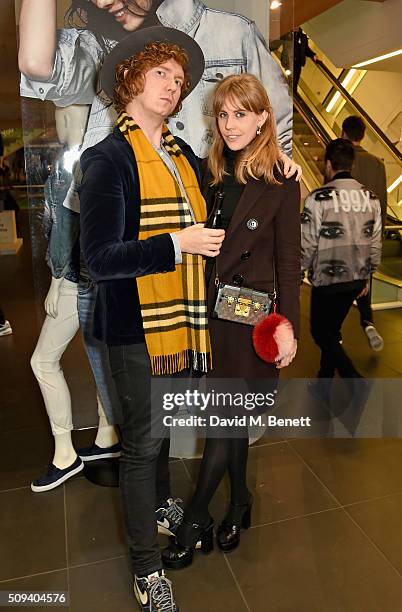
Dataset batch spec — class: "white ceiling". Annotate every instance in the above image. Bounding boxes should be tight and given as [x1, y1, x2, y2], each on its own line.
[304, 0, 402, 72]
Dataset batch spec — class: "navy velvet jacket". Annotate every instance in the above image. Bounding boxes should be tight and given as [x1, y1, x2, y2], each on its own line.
[79, 126, 201, 345]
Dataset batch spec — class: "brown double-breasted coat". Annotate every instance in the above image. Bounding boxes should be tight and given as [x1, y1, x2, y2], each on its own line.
[203, 172, 301, 378]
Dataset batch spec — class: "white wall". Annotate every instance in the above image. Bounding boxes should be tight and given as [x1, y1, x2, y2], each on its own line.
[353, 71, 402, 146]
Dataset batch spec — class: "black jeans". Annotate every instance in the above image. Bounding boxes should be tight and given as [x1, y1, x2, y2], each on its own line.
[310, 284, 364, 378]
[109, 343, 170, 577]
[356, 291, 373, 328]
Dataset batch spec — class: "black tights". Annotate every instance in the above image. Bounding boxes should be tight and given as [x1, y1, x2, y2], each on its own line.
[185, 432, 249, 525]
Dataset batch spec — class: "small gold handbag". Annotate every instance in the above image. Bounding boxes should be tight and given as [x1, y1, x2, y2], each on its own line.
[212, 282, 275, 326]
[207, 187, 276, 326]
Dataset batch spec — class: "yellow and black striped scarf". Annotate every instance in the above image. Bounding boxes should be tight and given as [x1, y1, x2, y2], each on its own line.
[118, 112, 211, 375]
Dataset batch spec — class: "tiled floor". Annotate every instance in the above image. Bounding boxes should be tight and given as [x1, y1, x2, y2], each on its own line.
[1, 212, 402, 611]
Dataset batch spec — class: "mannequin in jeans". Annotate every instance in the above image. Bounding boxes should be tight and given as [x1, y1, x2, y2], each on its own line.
[30, 104, 120, 493]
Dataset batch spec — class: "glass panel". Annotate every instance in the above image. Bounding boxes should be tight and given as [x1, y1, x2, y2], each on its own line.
[297, 60, 402, 219]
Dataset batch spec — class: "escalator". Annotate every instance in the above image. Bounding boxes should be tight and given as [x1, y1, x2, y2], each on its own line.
[289, 56, 402, 309]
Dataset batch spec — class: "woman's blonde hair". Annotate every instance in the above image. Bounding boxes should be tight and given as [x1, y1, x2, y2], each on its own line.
[208, 74, 282, 185]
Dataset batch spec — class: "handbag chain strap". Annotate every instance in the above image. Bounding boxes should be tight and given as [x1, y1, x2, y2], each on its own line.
[208, 186, 277, 311]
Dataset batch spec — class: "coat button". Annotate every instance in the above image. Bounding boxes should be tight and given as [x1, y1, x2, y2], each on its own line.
[216, 72, 224, 79]
[176, 121, 185, 130]
[232, 274, 244, 286]
[39, 87, 44, 94]
[241, 251, 251, 261]
[246, 218, 258, 231]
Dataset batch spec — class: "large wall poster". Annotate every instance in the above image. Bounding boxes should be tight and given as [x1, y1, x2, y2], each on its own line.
[17, 0, 293, 430]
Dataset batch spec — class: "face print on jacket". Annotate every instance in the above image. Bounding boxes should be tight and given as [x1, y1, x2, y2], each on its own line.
[301, 181, 382, 287]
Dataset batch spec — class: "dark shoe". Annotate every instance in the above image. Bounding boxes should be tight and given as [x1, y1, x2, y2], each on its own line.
[341, 377, 372, 435]
[134, 569, 178, 611]
[216, 496, 253, 553]
[156, 498, 184, 537]
[78, 442, 121, 462]
[31, 457, 83, 492]
[162, 519, 214, 570]
[307, 378, 332, 405]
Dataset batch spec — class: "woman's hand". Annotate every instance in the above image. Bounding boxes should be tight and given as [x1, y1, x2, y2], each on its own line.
[279, 152, 302, 181]
[276, 338, 297, 369]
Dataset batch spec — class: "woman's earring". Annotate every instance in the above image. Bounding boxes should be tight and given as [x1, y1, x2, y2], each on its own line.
[256, 125, 262, 136]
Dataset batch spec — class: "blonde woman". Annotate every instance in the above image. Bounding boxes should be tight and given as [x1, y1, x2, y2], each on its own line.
[163, 73, 301, 569]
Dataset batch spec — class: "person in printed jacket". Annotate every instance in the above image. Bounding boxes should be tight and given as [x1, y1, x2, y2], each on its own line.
[301, 138, 382, 383]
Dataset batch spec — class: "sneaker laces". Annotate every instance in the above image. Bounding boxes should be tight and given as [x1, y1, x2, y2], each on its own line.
[149, 574, 175, 612]
[162, 498, 183, 525]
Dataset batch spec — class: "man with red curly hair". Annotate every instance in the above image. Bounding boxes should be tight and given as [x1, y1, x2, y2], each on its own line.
[80, 27, 224, 610]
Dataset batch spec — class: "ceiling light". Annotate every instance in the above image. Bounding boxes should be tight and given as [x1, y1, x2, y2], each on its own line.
[352, 49, 402, 68]
[387, 174, 402, 194]
[270, 1, 282, 9]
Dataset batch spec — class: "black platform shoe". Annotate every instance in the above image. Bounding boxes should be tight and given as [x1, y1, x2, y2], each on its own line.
[216, 496, 253, 553]
[162, 518, 214, 570]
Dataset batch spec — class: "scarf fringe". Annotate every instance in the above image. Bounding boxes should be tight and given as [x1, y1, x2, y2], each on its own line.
[150, 350, 212, 375]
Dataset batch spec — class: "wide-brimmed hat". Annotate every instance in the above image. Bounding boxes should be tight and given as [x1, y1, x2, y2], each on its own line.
[101, 26, 205, 100]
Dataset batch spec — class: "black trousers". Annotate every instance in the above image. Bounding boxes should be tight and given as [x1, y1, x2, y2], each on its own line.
[109, 343, 171, 577]
[310, 284, 364, 378]
[356, 291, 373, 328]
[293, 62, 302, 93]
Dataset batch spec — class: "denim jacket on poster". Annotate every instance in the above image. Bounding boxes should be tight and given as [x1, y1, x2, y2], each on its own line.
[44, 159, 80, 283]
[20, 0, 292, 214]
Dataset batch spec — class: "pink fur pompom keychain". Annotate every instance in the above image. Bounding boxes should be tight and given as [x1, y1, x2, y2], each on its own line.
[252, 313, 294, 363]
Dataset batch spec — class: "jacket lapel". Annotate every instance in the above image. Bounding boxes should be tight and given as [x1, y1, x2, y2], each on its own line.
[224, 179, 268, 241]
[113, 126, 136, 163]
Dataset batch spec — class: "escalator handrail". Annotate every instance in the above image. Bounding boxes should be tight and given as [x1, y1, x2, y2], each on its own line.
[293, 92, 332, 148]
[294, 96, 402, 224]
[314, 59, 402, 164]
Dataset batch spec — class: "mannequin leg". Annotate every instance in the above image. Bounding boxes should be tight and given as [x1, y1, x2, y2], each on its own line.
[78, 395, 121, 461]
[31, 279, 80, 469]
[94, 395, 120, 448]
[53, 431, 76, 467]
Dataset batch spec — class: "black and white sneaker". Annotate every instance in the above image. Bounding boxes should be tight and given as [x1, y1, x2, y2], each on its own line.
[0, 320, 12, 337]
[364, 325, 384, 351]
[134, 570, 178, 611]
[78, 442, 121, 462]
[156, 498, 184, 537]
[31, 457, 84, 492]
